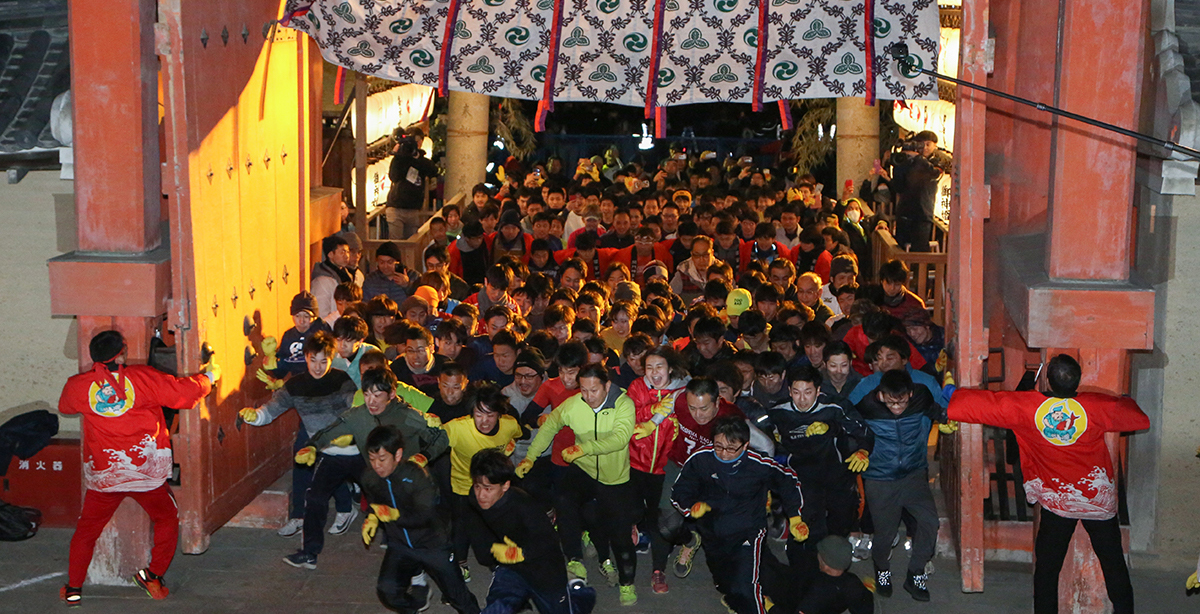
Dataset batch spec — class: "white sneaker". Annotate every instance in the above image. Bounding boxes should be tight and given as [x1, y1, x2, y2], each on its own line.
[329, 509, 358, 535]
[852, 534, 872, 562]
[277, 518, 303, 537]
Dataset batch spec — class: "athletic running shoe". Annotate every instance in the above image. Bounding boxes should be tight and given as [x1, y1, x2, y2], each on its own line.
[283, 551, 317, 570]
[904, 571, 930, 602]
[566, 559, 588, 581]
[459, 563, 471, 583]
[60, 585, 81, 608]
[672, 531, 701, 578]
[635, 529, 650, 554]
[329, 508, 358, 535]
[851, 534, 871, 562]
[581, 530, 597, 559]
[277, 517, 303, 537]
[598, 559, 618, 586]
[618, 584, 638, 606]
[651, 570, 669, 594]
[875, 568, 893, 598]
[133, 569, 169, 600]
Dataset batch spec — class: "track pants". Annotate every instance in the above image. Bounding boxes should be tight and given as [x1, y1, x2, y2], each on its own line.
[554, 464, 637, 585]
[377, 537, 479, 614]
[68, 484, 178, 587]
[481, 567, 596, 614]
[301, 453, 366, 556]
[704, 529, 779, 614]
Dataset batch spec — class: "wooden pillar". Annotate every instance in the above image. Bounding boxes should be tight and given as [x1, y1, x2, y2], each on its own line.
[1043, 0, 1145, 281]
[835, 98, 879, 198]
[444, 91, 490, 202]
[65, 0, 162, 586]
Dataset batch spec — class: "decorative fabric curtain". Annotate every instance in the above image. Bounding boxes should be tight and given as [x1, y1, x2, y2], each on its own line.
[281, 0, 938, 107]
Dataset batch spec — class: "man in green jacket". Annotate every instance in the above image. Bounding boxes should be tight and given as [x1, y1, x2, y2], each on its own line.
[288, 367, 449, 574]
[516, 363, 639, 606]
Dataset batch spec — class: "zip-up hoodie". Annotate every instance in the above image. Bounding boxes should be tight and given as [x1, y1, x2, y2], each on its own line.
[523, 382, 634, 485]
[625, 375, 689, 475]
[361, 461, 443, 548]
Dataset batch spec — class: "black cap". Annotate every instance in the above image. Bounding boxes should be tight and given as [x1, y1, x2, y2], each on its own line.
[817, 535, 852, 571]
[463, 220, 485, 238]
[89, 330, 126, 364]
[290, 291, 319, 316]
[499, 210, 523, 230]
[376, 241, 402, 261]
[513, 348, 547, 375]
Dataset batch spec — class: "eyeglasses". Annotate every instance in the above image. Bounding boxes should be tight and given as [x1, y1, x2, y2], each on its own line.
[514, 372, 541, 381]
[712, 441, 746, 455]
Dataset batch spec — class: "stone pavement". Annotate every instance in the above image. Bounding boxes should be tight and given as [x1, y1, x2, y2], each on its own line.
[0, 526, 1195, 613]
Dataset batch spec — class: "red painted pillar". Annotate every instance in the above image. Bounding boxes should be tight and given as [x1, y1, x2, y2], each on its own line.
[66, 0, 163, 586]
[1043, 0, 1145, 280]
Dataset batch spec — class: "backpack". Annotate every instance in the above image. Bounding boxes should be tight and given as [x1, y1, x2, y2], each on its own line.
[0, 500, 41, 541]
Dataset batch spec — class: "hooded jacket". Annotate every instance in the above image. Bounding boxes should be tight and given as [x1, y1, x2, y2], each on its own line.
[524, 383, 634, 485]
[758, 393, 872, 481]
[854, 385, 946, 481]
[625, 375, 689, 475]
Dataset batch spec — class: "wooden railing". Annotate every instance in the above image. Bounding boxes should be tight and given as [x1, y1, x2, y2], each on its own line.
[363, 191, 466, 272]
[871, 227, 948, 326]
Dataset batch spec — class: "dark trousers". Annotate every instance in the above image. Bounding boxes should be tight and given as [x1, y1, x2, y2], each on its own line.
[629, 469, 672, 572]
[451, 493, 472, 565]
[301, 453, 365, 556]
[555, 464, 637, 585]
[704, 529, 779, 614]
[481, 567, 596, 614]
[291, 429, 351, 519]
[1033, 509, 1133, 614]
[378, 538, 479, 614]
[520, 456, 564, 513]
[895, 216, 933, 252]
[863, 471, 939, 575]
[786, 471, 859, 580]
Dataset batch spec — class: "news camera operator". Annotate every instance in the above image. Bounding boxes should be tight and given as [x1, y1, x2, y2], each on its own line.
[386, 126, 438, 239]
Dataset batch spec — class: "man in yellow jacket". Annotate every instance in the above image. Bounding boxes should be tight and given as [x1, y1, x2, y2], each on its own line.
[516, 363, 639, 606]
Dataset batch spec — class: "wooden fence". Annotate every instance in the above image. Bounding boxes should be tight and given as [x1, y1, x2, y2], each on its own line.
[363, 191, 466, 273]
[870, 227, 948, 326]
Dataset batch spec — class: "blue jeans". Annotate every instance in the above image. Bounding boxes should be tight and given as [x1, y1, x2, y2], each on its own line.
[481, 567, 595, 614]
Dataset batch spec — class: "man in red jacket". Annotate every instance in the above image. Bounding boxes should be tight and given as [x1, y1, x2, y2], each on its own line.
[947, 354, 1148, 614]
[58, 330, 219, 606]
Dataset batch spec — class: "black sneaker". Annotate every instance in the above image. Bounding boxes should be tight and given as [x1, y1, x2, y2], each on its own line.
[904, 571, 930, 601]
[875, 568, 893, 598]
[283, 551, 317, 570]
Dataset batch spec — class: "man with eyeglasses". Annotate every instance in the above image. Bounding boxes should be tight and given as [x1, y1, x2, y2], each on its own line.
[390, 325, 447, 397]
[854, 369, 956, 602]
[614, 226, 674, 279]
[671, 415, 808, 614]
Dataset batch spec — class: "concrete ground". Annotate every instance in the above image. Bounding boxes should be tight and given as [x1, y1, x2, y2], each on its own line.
[1, 525, 1197, 613]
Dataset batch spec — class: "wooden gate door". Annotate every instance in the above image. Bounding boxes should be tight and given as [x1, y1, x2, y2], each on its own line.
[159, 0, 321, 553]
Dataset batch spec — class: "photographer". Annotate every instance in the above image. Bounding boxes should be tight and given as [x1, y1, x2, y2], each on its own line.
[387, 126, 438, 239]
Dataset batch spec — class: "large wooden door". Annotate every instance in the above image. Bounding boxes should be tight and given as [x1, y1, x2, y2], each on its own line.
[160, 0, 314, 552]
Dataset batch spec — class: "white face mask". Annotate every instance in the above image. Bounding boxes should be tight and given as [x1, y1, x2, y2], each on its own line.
[846, 210, 862, 223]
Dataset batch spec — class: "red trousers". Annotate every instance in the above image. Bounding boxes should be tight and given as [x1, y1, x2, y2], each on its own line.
[68, 483, 179, 587]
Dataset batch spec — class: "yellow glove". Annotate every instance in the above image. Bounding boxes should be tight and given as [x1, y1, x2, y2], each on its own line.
[330, 434, 354, 447]
[561, 445, 584, 463]
[690, 501, 711, 518]
[846, 450, 870, 473]
[515, 458, 534, 478]
[261, 336, 279, 360]
[294, 446, 317, 466]
[370, 504, 400, 522]
[632, 421, 656, 439]
[424, 412, 442, 428]
[238, 407, 260, 425]
[362, 513, 379, 545]
[1188, 571, 1200, 590]
[762, 595, 775, 613]
[789, 516, 810, 542]
[537, 413, 549, 427]
[935, 349, 949, 376]
[205, 360, 222, 384]
[490, 536, 525, 564]
[652, 395, 676, 417]
[862, 577, 876, 593]
[504, 440, 516, 455]
[255, 368, 284, 390]
[805, 421, 829, 437]
[409, 453, 427, 468]
[939, 420, 960, 434]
